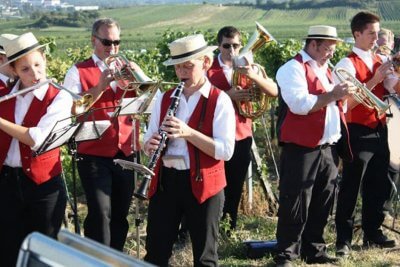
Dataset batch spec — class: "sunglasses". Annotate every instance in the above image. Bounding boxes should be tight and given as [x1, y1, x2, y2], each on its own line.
[94, 35, 121, 46]
[222, 43, 241, 49]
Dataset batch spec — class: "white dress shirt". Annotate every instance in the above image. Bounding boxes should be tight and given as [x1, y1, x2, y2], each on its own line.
[334, 46, 399, 93]
[276, 50, 341, 145]
[218, 53, 233, 86]
[143, 78, 236, 170]
[63, 54, 117, 94]
[4, 80, 73, 167]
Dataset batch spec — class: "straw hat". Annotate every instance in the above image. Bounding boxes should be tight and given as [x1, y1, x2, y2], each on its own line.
[304, 25, 342, 42]
[0, 34, 18, 55]
[163, 34, 217, 66]
[1, 32, 48, 66]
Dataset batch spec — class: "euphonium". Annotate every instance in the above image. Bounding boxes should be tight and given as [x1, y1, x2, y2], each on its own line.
[232, 21, 275, 119]
[334, 67, 390, 116]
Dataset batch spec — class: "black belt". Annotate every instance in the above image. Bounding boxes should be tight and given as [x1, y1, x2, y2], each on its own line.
[0, 165, 25, 181]
[162, 166, 190, 177]
[318, 143, 335, 150]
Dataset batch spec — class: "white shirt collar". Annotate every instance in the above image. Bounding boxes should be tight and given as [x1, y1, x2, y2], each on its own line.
[352, 46, 373, 59]
[11, 80, 49, 101]
[299, 49, 329, 71]
[170, 77, 211, 99]
[218, 53, 231, 69]
[92, 54, 106, 69]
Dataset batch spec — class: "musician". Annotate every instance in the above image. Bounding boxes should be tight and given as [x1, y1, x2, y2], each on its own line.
[274, 25, 352, 266]
[63, 18, 143, 251]
[0, 32, 72, 267]
[376, 27, 400, 219]
[0, 34, 17, 87]
[207, 26, 278, 230]
[143, 34, 235, 266]
[334, 11, 398, 258]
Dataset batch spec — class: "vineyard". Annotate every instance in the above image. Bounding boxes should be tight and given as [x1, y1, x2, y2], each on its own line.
[3, 2, 400, 266]
[2, 1, 400, 56]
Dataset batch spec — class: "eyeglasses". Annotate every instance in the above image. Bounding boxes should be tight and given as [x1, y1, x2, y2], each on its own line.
[94, 35, 121, 46]
[222, 43, 241, 49]
[320, 43, 335, 54]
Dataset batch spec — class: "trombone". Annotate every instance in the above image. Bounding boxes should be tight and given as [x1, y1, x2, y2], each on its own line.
[0, 78, 93, 114]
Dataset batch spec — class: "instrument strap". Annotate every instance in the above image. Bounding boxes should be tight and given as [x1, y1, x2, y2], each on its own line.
[194, 96, 208, 182]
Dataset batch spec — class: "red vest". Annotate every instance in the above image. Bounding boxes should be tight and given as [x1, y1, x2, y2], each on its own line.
[76, 58, 140, 157]
[148, 86, 226, 203]
[0, 84, 62, 184]
[346, 53, 386, 128]
[207, 58, 252, 140]
[279, 54, 330, 148]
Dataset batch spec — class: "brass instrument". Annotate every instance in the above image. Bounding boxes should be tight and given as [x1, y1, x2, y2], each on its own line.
[376, 45, 400, 72]
[0, 78, 93, 114]
[104, 53, 155, 93]
[232, 21, 274, 119]
[334, 67, 390, 116]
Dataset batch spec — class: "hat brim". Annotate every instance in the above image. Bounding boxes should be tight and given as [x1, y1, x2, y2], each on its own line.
[163, 46, 218, 66]
[304, 36, 343, 42]
[0, 43, 48, 68]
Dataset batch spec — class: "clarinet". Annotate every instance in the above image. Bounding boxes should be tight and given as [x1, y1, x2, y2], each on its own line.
[134, 80, 186, 200]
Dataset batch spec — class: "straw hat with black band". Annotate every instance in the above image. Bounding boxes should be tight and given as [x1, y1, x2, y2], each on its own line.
[304, 25, 343, 42]
[0, 34, 18, 55]
[0, 32, 48, 68]
[163, 34, 217, 66]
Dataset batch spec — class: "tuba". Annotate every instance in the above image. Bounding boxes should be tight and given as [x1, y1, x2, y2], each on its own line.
[231, 22, 275, 119]
[334, 67, 390, 116]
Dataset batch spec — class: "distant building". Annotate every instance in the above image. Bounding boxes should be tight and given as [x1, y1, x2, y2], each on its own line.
[43, 0, 61, 7]
[74, 6, 99, 11]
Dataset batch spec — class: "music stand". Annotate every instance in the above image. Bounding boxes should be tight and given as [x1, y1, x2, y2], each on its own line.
[35, 112, 111, 234]
[113, 83, 160, 258]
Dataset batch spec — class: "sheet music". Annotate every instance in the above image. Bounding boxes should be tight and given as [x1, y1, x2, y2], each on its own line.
[35, 120, 112, 155]
[118, 89, 161, 116]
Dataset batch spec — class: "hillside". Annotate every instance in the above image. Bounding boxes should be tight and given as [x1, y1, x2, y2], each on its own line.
[2, 1, 400, 51]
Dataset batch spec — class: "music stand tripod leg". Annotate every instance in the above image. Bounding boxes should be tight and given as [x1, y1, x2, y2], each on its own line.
[68, 138, 81, 235]
[132, 117, 143, 258]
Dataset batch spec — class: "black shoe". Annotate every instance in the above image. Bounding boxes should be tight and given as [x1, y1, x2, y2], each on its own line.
[305, 254, 338, 264]
[336, 243, 350, 257]
[363, 235, 396, 248]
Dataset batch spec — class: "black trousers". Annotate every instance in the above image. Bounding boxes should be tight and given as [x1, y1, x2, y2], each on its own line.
[274, 143, 338, 262]
[0, 166, 66, 267]
[335, 123, 391, 246]
[223, 137, 252, 229]
[144, 167, 224, 267]
[77, 152, 135, 251]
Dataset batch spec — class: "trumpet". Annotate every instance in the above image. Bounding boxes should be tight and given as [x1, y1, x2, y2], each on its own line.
[374, 45, 400, 72]
[0, 78, 93, 114]
[334, 67, 390, 116]
[104, 54, 156, 93]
